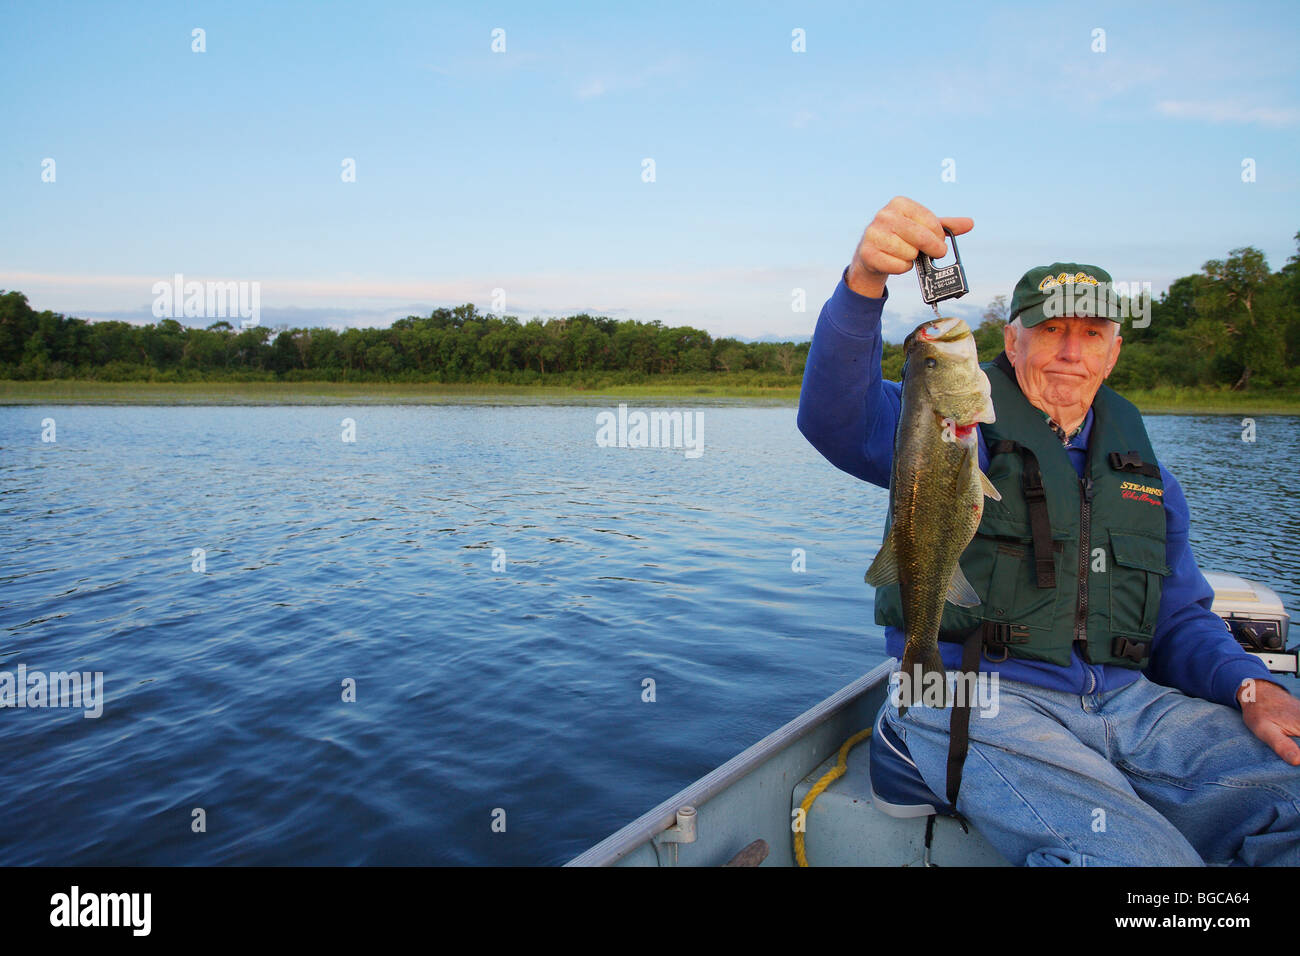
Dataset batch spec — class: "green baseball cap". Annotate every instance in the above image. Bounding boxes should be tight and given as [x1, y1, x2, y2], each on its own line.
[1008, 262, 1118, 328]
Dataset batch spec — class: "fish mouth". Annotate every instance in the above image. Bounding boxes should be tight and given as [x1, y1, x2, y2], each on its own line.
[917, 317, 971, 343]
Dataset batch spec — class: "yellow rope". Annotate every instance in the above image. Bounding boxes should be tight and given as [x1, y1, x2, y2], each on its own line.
[794, 727, 873, 867]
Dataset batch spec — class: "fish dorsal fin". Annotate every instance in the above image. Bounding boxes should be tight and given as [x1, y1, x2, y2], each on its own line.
[945, 564, 980, 607]
[979, 469, 1002, 501]
[864, 533, 898, 587]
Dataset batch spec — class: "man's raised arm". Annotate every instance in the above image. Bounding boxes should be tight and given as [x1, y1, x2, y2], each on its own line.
[796, 197, 973, 488]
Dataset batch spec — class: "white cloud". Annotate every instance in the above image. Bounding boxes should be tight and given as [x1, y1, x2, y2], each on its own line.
[1058, 58, 1167, 100]
[1156, 99, 1299, 127]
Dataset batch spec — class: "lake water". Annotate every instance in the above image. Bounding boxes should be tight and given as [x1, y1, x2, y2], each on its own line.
[0, 404, 1296, 864]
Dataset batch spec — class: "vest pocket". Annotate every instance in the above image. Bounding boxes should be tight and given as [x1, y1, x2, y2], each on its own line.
[981, 536, 1063, 632]
[1107, 530, 1169, 637]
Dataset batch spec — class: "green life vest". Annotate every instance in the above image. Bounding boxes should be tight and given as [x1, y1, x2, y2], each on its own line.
[873, 353, 1170, 668]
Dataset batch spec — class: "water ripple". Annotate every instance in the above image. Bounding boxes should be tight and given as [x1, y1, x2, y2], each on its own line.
[0, 405, 1293, 864]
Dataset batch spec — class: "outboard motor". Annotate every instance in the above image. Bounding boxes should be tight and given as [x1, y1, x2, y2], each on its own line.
[1204, 572, 1295, 676]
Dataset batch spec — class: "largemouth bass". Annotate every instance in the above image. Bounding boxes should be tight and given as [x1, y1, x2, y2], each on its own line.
[865, 316, 1001, 712]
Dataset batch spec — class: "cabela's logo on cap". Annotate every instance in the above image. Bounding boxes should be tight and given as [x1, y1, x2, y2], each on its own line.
[1038, 271, 1102, 293]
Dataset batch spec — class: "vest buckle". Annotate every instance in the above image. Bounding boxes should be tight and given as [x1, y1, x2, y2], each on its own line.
[1109, 451, 1142, 471]
[1111, 636, 1149, 664]
[1108, 451, 1161, 479]
[982, 622, 1029, 663]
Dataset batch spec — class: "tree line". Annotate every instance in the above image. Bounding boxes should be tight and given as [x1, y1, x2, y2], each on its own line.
[3, 234, 1296, 390]
[0, 298, 808, 386]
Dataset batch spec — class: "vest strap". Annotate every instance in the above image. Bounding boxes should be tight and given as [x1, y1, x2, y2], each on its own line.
[988, 439, 1055, 589]
[945, 627, 983, 807]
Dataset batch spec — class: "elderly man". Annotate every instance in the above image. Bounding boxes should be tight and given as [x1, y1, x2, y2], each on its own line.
[797, 196, 1300, 865]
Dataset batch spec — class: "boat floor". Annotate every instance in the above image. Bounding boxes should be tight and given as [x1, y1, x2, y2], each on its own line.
[793, 739, 1009, 867]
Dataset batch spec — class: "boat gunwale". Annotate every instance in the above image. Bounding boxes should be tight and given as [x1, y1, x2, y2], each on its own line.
[565, 659, 896, 866]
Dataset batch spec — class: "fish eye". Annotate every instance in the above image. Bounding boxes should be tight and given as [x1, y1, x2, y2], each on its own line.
[925, 357, 937, 369]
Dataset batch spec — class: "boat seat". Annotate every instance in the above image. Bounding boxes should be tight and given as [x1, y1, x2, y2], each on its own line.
[868, 700, 957, 818]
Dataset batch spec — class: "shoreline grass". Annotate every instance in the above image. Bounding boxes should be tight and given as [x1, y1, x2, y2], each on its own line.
[1114, 386, 1300, 415]
[1, 380, 1297, 414]
[0, 379, 802, 406]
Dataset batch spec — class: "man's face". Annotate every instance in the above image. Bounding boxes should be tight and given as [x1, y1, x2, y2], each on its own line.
[1003, 315, 1122, 415]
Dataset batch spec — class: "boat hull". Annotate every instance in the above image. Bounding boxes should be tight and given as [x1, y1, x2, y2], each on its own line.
[567, 661, 1007, 866]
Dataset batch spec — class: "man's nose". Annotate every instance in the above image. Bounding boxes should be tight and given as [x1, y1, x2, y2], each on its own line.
[1058, 329, 1083, 361]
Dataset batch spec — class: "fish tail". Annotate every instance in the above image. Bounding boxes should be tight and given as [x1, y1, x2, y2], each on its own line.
[899, 642, 948, 715]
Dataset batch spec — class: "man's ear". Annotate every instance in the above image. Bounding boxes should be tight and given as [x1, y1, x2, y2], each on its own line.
[1003, 321, 1018, 365]
[1103, 332, 1123, 379]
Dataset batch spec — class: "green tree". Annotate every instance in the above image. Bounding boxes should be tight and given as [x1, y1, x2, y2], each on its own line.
[0, 291, 37, 365]
[973, 294, 1009, 361]
[711, 337, 746, 373]
[1193, 247, 1280, 389]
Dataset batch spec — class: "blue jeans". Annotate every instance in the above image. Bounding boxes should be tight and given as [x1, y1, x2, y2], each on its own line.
[884, 671, 1300, 865]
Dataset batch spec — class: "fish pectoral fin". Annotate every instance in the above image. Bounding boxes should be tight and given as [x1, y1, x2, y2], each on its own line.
[865, 533, 898, 587]
[979, 469, 1002, 501]
[945, 564, 981, 607]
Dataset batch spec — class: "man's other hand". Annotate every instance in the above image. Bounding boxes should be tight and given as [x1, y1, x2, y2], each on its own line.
[847, 196, 974, 298]
[1240, 678, 1300, 765]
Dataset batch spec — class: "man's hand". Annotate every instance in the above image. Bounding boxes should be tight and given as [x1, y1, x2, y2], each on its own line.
[847, 196, 974, 298]
[1239, 678, 1300, 765]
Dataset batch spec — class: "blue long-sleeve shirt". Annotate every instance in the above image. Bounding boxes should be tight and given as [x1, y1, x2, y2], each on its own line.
[797, 269, 1273, 709]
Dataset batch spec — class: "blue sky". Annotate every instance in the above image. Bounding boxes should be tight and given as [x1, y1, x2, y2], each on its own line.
[2, 0, 1298, 341]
